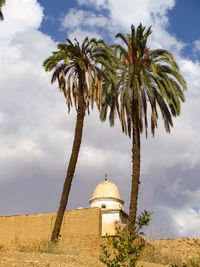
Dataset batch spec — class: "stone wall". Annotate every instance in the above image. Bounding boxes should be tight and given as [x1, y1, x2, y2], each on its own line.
[0, 208, 102, 246]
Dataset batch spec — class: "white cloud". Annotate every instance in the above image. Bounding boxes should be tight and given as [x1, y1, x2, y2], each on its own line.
[0, 0, 43, 38]
[173, 208, 200, 237]
[78, 0, 107, 9]
[179, 58, 200, 97]
[0, 0, 64, 183]
[193, 39, 200, 52]
[62, 9, 84, 29]
[62, 9, 108, 29]
[103, 0, 174, 26]
[67, 28, 102, 43]
[61, 8, 108, 42]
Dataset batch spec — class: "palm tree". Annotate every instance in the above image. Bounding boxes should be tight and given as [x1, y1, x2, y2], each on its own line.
[0, 0, 5, 21]
[43, 37, 116, 242]
[101, 24, 187, 227]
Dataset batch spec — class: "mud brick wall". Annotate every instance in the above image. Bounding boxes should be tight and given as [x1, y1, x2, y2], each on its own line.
[0, 208, 102, 246]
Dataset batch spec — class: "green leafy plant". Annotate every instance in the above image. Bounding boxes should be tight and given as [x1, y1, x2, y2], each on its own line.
[99, 210, 151, 267]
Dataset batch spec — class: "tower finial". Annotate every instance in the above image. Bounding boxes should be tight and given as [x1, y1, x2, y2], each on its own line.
[105, 173, 108, 181]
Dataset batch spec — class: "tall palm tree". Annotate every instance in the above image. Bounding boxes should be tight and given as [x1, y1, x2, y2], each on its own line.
[43, 37, 116, 242]
[0, 0, 5, 20]
[101, 24, 187, 227]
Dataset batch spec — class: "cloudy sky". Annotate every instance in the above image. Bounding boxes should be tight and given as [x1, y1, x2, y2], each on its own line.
[0, 0, 200, 238]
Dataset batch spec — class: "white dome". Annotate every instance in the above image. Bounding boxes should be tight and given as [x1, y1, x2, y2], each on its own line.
[91, 180, 121, 200]
[89, 180, 124, 209]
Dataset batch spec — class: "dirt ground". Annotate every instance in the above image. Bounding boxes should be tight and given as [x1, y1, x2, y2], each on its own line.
[0, 238, 200, 267]
[0, 251, 167, 267]
[0, 251, 103, 267]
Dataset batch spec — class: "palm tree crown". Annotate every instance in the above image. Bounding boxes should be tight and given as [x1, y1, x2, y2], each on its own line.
[103, 23, 187, 137]
[44, 37, 114, 114]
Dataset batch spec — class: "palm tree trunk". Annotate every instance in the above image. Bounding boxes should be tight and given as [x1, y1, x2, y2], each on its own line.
[0, 0, 5, 21]
[128, 111, 141, 228]
[51, 78, 85, 242]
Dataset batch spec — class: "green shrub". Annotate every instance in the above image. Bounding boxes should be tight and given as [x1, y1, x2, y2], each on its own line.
[99, 210, 151, 267]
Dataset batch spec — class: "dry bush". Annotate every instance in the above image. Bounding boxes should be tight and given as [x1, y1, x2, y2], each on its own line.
[141, 241, 183, 266]
[0, 244, 6, 252]
[141, 238, 200, 267]
[17, 239, 66, 254]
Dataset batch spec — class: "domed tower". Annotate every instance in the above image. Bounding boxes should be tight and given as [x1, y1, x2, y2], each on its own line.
[90, 177, 128, 236]
[89, 179, 124, 210]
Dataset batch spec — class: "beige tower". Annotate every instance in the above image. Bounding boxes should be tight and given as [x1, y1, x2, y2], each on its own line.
[89, 179, 128, 236]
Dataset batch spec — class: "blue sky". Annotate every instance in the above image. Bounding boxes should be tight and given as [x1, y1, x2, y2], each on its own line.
[0, 0, 200, 238]
[168, 0, 200, 58]
[168, 0, 200, 42]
